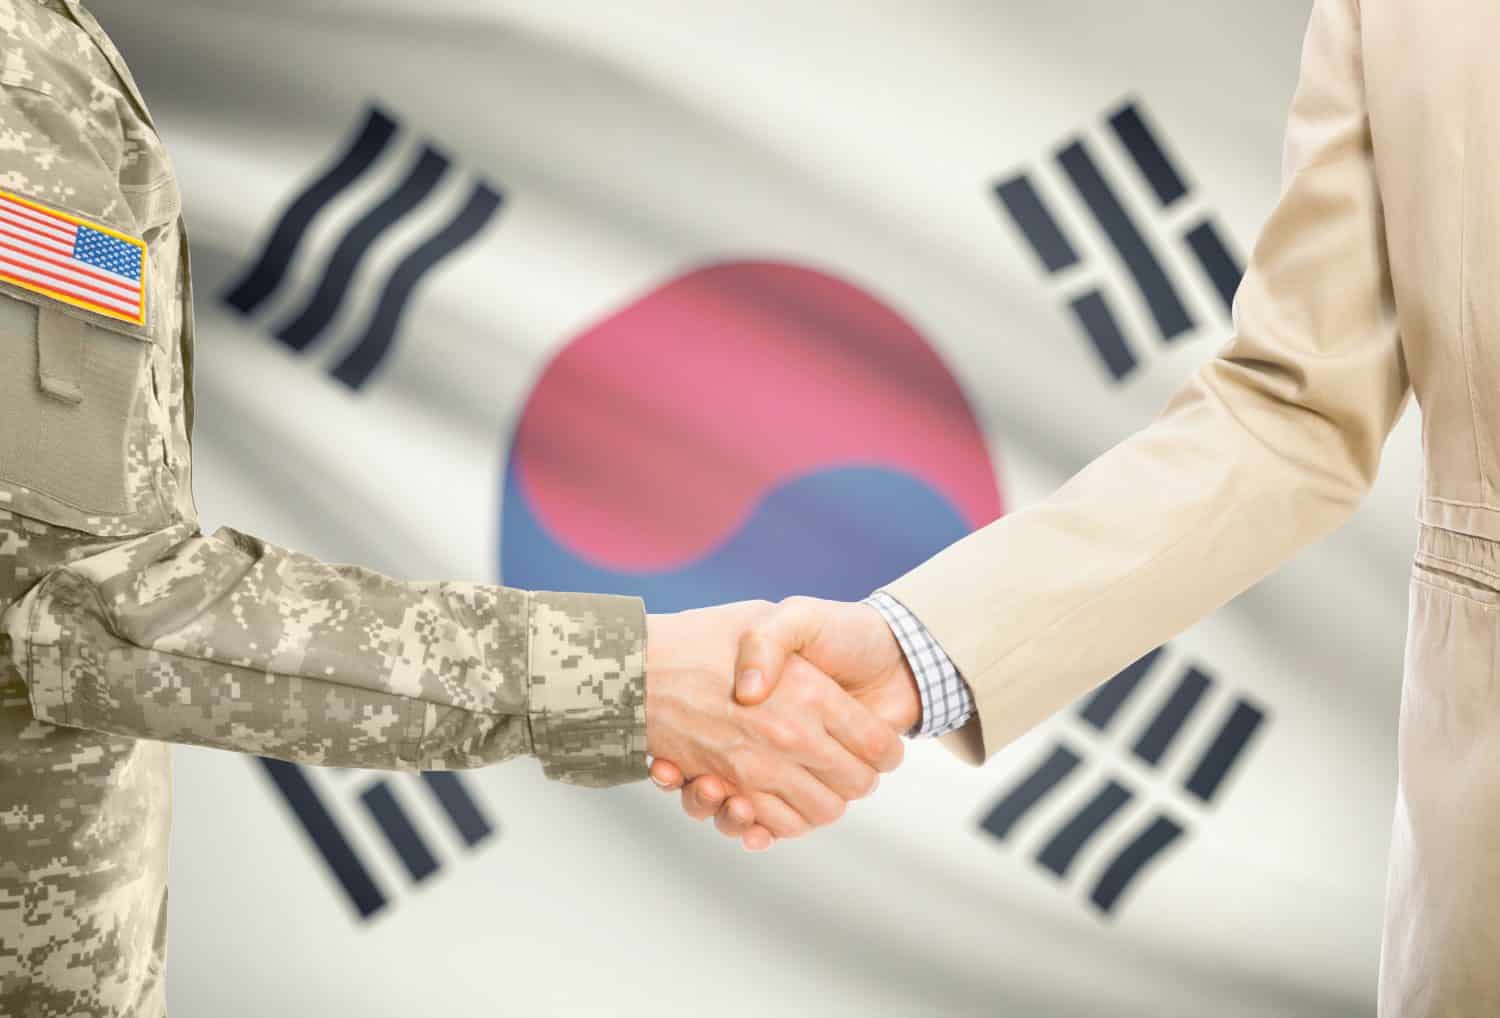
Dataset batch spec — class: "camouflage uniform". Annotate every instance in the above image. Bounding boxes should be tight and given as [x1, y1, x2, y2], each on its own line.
[0, 1, 647, 1013]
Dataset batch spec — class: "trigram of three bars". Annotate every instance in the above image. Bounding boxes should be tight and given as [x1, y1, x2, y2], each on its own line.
[996, 100, 1244, 383]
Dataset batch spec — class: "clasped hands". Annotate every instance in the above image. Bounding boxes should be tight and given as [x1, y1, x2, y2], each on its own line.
[643, 597, 919, 852]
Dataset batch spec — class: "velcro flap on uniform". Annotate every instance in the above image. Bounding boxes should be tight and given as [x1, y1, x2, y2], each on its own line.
[37, 305, 85, 404]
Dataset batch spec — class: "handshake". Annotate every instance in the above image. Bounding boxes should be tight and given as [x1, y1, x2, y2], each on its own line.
[642, 597, 921, 852]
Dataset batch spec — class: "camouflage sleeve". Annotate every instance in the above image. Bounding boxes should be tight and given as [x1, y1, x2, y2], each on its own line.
[0, 523, 646, 786]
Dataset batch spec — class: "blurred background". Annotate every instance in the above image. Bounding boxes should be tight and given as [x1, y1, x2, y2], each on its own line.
[93, 2, 1414, 1015]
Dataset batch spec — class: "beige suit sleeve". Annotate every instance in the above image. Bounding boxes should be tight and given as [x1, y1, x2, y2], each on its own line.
[885, 0, 1409, 763]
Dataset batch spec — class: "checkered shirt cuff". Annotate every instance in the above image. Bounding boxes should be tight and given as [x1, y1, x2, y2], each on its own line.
[864, 591, 976, 738]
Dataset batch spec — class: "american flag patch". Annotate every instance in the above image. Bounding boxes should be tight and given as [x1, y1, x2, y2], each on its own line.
[0, 189, 147, 326]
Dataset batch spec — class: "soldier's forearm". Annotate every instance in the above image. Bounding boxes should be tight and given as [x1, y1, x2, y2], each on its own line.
[0, 523, 646, 784]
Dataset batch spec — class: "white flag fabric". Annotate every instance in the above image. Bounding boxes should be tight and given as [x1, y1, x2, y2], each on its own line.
[91, 2, 1414, 1015]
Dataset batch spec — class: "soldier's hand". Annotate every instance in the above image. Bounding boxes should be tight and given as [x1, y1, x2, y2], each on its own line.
[644, 603, 904, 848]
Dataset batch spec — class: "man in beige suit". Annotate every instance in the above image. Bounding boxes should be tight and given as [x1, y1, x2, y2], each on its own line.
[651, 0, 1486, 1011]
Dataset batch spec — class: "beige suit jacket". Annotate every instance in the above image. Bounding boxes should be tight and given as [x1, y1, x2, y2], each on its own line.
[886, 0, 1494, 1012]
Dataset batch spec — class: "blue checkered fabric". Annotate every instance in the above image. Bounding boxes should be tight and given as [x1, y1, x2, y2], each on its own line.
[865, 591, 976, 738]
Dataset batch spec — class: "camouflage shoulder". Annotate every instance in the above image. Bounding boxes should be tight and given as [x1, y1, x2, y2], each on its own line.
[0, 0, 139, 232]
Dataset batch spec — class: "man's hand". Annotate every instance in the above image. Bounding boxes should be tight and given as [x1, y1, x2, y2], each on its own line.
[736, 597, 920, 729]
[650, 597, 921, 849]
[644, 601, 904, 847]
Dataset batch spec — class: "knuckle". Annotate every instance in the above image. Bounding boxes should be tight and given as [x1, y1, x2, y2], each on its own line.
[776, 816, 810, 839]
[807, 743, 840, 773]
[859, 730, 892, 763]
[816, 798, 847, 826]
[757, 718, 799, 752]
[744, 625, 775, 653]
[792, 677, 824, 707]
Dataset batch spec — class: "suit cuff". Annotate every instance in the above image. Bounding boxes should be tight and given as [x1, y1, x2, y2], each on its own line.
[526, 591, 647, 787]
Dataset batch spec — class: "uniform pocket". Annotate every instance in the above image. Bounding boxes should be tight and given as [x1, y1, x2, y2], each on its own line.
[0, 295, 161, 522]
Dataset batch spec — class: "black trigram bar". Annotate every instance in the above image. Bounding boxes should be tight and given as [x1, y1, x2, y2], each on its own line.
[978, 744, 1082, 841]
[1037, 779, 1134, 879]
[1067, 290, 1137, 382]
[995, 174, 1081, 274]
[1108, 102, 1189, 209]
[276, 145, 451, 352]
[421, 771, 496, 847]
[1090, 814, 1184, 915]
[258, 759, 387, 919]
[1056, 139, 1195, 342]
[1184, 218, 1244, 315]
[360, 780, 440, 884]
[1131, 665, 1212, 767]
[1078, 647, 1163, 731]
[224, 107, 398, 315]
[1184, 699, 1266, 804]
[331, 181, 504, 390]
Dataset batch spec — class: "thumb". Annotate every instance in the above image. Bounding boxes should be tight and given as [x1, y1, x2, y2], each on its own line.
[735, 597, 827, 706]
